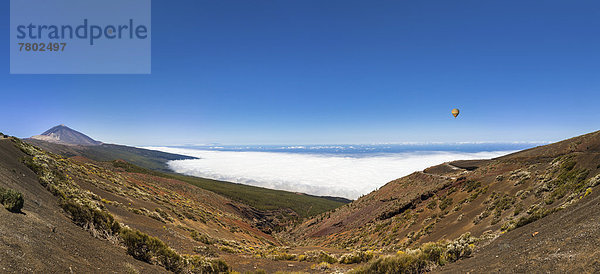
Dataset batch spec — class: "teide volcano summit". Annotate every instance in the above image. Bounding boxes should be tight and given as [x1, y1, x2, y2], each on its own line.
[30, 125, 102, 146]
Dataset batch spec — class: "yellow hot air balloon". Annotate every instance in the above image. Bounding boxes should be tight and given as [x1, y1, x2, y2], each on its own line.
[451, 108, 460, 118]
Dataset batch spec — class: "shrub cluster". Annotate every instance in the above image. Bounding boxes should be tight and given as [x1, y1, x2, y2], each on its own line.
[339, 250, 374, 264]
[351, 233, 476, 273]
[14, 140, 229, 273]
[300, 250, 338, 264]
[121, 227, 181, 270]
[0, 187, 24, 213]
[191, 230, 214, 245]
[121, 227, 229, 273]
[60, 199, 120, 237]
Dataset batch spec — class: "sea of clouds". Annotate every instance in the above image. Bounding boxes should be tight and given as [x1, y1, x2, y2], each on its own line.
[145, 146, 516, 200]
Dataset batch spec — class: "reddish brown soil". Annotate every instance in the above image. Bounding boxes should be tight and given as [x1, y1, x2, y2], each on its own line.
[439, 182, 600, 273]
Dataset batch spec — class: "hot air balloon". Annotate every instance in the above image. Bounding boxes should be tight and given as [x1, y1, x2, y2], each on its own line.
[451, 108, 460, 118]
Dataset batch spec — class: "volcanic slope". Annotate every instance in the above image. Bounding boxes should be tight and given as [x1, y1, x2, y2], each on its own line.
[2, 135, 357, 273]
[286, 129, 600, 265]
[25, 126, 349, 216]
[30, 124, 102, 146]
[0, 136, 164, 273]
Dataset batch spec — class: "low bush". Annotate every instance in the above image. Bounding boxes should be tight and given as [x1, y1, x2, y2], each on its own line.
[0, 187, 24, 213]
[300, 250, 338, 264]
[463, 180, 481, 192]
[120, 227, 185, 272]
[420, 242, 445, 265]
[426, 200, 437, 210]
[515, 208, 552, 229]
[351, 252, 427, 274]
[120, 227, 158, 262]
[121, 227, 230, 273]
[444, 233, 475, 262]
[60, 199, 120, 237]
[311, 262, 332, 271]
[438, 197, 453, 211]
[351, 233, 476, 273]
[339, 250, 374, 264]
[191, 230, 213, 245]
[184, 255, 229, 273]
[193, 246, 217, 257]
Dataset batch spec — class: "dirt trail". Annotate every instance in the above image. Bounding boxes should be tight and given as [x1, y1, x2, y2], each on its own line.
[420, 162, 468, 180]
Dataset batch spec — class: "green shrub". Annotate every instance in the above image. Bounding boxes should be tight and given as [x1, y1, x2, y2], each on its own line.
[301, 250, 338, 264]
[60, 199, 120, 236]
[184, 255, 229, 273]
[191, 230, 213, 245]
[438, 197, 453, 211]
[420, 242, 445, 265]
[463, 180, 481, 192]
[121, 227, 229, 273]
[155, 208, 173, 222]
[444, 233, 475, 262]
[339, 251, 374, 264]
[0, 187, 24, 213]
[121, 227, 164, 262]
[120, 227, 185, 272]
[513, 203, 524, 216]
[351, 252, 427, 274]
[548, 159, 589, 200]
[426, 199, 437, 210]
[21, 156, 44, 175]
[351, 233, 476, 273]
[515, 208, 552, 229]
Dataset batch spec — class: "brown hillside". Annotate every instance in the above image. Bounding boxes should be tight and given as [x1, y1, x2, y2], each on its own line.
[1, 137, 354, 273]
[439, 175, 600, 272]
[0, 139, 164, 273]
[287, 130, 600, 257]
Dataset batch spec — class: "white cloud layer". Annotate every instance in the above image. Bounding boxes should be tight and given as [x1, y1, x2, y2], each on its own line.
[145, 147, 514, 200]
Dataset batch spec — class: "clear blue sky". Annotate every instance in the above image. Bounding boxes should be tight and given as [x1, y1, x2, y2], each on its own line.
[1, 0, 599, 145]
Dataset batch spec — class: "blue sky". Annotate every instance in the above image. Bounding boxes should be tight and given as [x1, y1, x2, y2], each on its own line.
[1, 0, 599, 145]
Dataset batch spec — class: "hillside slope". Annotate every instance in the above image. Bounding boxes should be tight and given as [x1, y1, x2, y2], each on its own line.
[440, 181, 600, 272]
[287, 130, 600, 259]
[25, 139, 196, 173]
[2, 135, 355, 272]
[0, 138, 164, 273]
[25, 139, 348, 219]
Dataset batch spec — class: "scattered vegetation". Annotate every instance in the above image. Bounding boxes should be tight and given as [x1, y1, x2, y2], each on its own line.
[121, 227, 227, 273]
[60, 199, 121, 237]
[339, 250, 374, 264]
[15, 138, 229, 273]
[351, 233, 476, 273]
[191, 230, 214, 245]
[165, 172, 348, 218]
[438, 196, 453, 211]
[111, 158, 348, 218]
[311, 262, 331, 271]
[121, 227, 179, 267]
[462, 180, 481, 192]
[426, 200, 437, 210]
[299, 250, 338, 264]
[0, 187, 24, 213]
[547, 159, 589, 200]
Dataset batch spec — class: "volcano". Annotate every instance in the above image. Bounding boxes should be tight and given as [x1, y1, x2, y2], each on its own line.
[30, 124, 102, 146]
